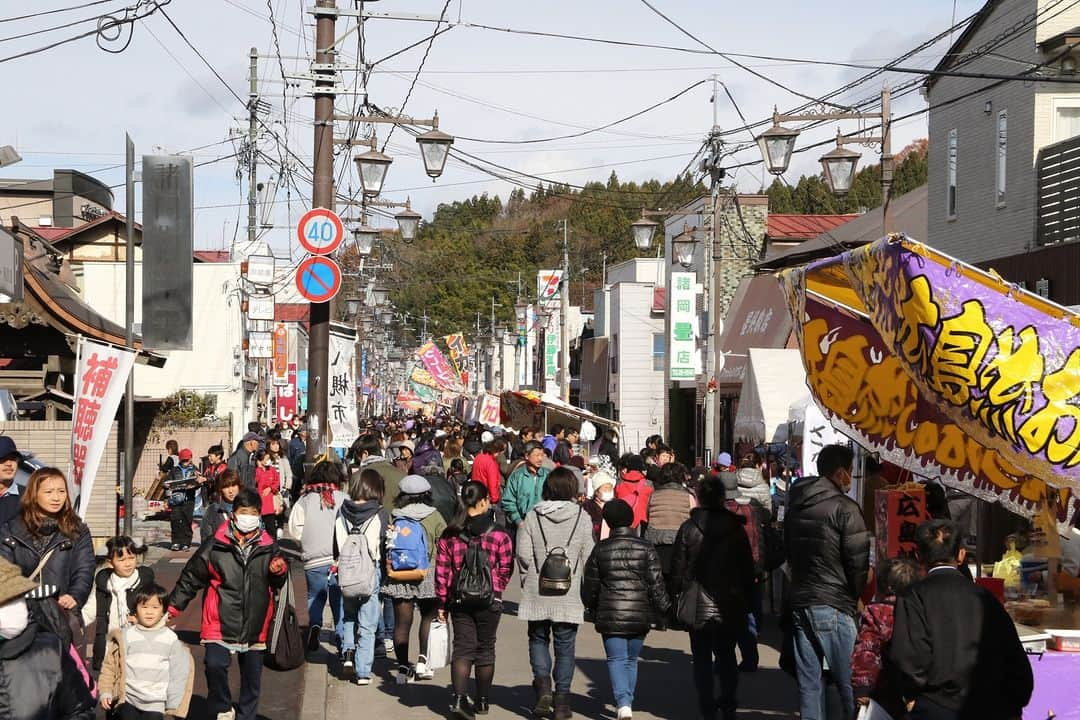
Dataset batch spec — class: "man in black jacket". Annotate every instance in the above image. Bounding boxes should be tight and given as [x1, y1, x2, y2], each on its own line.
[784, 444, 869, 720]
[890, 520, 1032, 720]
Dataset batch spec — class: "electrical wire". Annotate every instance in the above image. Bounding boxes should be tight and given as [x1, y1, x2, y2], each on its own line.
[0, 1, 115, 24]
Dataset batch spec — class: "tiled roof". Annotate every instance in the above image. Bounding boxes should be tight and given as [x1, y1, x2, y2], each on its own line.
[30, 227, 71, 241]
[194, 250, 231, 263]
[766, 214, 858, 240]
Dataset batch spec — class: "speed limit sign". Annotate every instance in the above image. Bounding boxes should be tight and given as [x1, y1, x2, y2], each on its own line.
[296, 208, 344, 255]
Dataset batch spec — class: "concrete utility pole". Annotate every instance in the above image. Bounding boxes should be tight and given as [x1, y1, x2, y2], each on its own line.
[248, 48, 266, 424]
[559, 219, 570, 402]
[306, 0, 336, 464]
[123, 133, 135, 536]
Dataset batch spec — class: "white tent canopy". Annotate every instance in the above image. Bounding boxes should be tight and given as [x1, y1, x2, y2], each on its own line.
[733, 348, 809, 443]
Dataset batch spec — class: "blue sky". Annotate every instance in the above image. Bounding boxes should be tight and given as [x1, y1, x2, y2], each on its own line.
[0, 0, 985, 258]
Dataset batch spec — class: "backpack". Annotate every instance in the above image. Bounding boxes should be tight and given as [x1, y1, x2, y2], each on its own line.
[452, 534, 494, 609]
[537, 508, 582, 597]
[336, 515, 378, 599]
[387, 516, 429, 572]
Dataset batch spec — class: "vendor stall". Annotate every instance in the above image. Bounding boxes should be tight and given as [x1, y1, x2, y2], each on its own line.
[732, 348, 808, 444]
[499, 390, 622, 437]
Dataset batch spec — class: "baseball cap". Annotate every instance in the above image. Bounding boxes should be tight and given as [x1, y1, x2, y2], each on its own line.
[178, 448, 193, 461]
[0, 437, 18, 460]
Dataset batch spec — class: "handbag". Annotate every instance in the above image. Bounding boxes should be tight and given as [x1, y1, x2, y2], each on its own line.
[427, 620, 450, 671]
[264, 570, 305, 671]
[676, 579, 710, 631]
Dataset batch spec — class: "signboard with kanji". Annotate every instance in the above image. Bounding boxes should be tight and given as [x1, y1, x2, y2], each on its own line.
[669, 271, 697, 380]
[69, 337, 135, 518]
[328, 333, 359, 448]
[275, 363, 297, 424]
[875, 489, 928, 560]
[272, 324, 288, 386]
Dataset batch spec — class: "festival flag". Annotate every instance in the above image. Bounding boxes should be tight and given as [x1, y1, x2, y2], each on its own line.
[444, 333, 469, 376]
[417, 341, 461, 392]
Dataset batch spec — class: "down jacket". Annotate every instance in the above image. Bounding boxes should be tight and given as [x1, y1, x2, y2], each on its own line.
[168, 522, 287, 645]
[670, 507, 755, 630]
[582, 527, 671, 636]
[0, 623, 95, 720]
[0, 517, 95, 608]
[784, 476, 870, 617]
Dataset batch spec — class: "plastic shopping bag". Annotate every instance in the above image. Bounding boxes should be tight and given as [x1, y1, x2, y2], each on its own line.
[427, 620, 450, 671]
[856, 700, 894, 720]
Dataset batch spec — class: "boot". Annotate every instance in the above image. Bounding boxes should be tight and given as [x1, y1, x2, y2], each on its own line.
[473, 697, 490, 715]
[449, 695, 476, 720]
[532, 678, 554, 718]
[553, 693, 572, 719]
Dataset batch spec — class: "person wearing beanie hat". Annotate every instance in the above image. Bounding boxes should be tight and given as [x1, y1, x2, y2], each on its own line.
[0, 557, 96, 719]
[583, 499, 671, 720]
[715, 452, 733, 470]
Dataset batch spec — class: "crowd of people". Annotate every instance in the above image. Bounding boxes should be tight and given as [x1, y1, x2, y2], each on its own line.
[0, 419, 1038, 720]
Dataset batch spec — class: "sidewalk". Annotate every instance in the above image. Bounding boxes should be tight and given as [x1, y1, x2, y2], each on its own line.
[301, 584, 799, 720]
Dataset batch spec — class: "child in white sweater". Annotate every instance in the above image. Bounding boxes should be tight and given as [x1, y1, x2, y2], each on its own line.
[98, 583, 194, 719]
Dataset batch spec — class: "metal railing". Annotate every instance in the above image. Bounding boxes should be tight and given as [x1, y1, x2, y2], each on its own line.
[1037, 133, 1080, 246]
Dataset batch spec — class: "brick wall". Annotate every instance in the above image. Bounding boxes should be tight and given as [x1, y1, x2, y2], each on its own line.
[714, 195, 768, 318]
[137, 424, 233, 494]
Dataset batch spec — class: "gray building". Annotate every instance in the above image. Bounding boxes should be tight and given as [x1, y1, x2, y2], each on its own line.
[927, 0, 1080, 302]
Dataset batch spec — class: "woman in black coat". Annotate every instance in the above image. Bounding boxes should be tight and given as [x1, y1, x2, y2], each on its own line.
[671, 474, 755, 720]
[582, 499, 671, 720]
[0, 468, 95, 612]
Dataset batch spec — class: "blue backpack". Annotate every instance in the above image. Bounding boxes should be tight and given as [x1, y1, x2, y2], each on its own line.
[388, 516, 429, 572]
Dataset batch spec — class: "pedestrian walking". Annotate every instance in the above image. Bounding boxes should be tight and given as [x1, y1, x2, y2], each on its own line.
[334, 468, 388, 685]
[516, 468, 594, 719]
[470, 438, 505, 505]
[582, 499, 671, 720]
[435, 481, 514, 718]
[98, 583, 194, 719]
[266, 436, 293, 510]
[200, 470, 243, 543]
[718, 470, 770, 672]
[81, 536, 154, 672]
[255, 450, 282, 539]
[581, 474, 615, 542]
[165, 449, 202, 551]
[670, 473, 756, 720]
[890, 520, 1033, 720]
[501, 442, 551, 532]
[227, 433, 260, 490]
[383, 474, 447, 685]
[200, 445, 229, 525]
[784, 445, 870, 720]
[168, 487, 288, 720]
[614, 455, 652, 531]
[644, 462, 696, 611]
[287, 460, 347, 655]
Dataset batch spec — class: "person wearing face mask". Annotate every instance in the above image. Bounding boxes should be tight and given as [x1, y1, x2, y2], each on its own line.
[784, 445, 870, 720]
[582, 475, 616, 542]
[0, 556, 96, 719]
[168, 487, 288, 720]
[0, 437, 23, 529]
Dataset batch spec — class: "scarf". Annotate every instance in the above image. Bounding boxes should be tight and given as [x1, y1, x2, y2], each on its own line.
[106, 571, 140, 632]
[303, 482, 338, 510]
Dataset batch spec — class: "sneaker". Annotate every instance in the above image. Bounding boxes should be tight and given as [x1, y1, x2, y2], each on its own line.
[395, 665, 410, 685]
[341, 648, 355, 670]
[170, 544, 182, 551]
[414, 655, 433, 680]
[353, 676, 371, 686]
[617, 707, 633, 719]
[306, 625, 321, 653]
[384, 638, 395, 654]
[216, 711, 236, 720]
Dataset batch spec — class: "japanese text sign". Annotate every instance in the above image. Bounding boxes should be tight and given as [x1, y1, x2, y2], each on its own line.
[328, 334, 358, 448]
[418, 341, 460, 392]
[669, 272, 697, 380]
[275, 363, 297, 424]
[479, 393, 501, 425]
[875, 489, 927, 560]
[70, 337, 135, 518]
[272, 323, 288, 386]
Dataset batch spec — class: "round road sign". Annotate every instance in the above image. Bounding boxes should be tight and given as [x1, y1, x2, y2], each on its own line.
[295, 256, 342, 303]
[296, 208, 344, 256]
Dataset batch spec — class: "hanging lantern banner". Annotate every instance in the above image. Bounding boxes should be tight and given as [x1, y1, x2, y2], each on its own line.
[780, 247, 1080, 532]
[417, 341, 461, 392]
[328, 334, 359, 449]
[70, 337, 136, 519]
[272, 323, 288, 386]
[444, 333, 469, 376]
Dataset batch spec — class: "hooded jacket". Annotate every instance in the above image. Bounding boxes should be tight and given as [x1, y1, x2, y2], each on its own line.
[288, 488, 348, 569]
[0, 623, 95, 720]
[334, 499, 388, 566]
[736, 467, 772, 514]
[670, 507, 755, 630]
[168, 523, 287, 646]
[614, 471, 653, 529]
[516, 500, 594, 624]
[582, 527, 671, 636]
[388, 503, 447, 567]
[784, 476, 870, 616]
[0, 517, 95, 608]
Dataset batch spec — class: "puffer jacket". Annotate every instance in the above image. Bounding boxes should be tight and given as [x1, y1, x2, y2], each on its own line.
[784, 476, 870, 616]
[0, 517, 95, 607]
[645, 483, 695, 542]
[670, 507, 755, 630]
[168, 522, 287, 645]
[582, 527, 671, 636]
[736, 467, 772, 514]
[0, 623, 95, 720]
[89, 566, 156, 671]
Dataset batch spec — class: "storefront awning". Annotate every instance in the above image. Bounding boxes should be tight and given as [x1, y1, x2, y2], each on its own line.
[714, 275, 793, 391]
[732, 348, 808, 443]
[500, 390, 622, 432]
[779, 235, 1080, 532]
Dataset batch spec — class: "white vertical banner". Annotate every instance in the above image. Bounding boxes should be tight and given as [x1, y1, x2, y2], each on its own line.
[669, 271, 698, 380]
[70, 337, 135, 518]
[328, 333, 359, 449]
[801, 400, 847, 477]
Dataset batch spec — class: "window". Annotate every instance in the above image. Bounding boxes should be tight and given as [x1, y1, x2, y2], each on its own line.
[947, 128, 958, 218]
[610, 333, 618, 374]
[1055, 104, 1080, 143]
[652, 333, 665, 372]
[996, 111, 1007, 206]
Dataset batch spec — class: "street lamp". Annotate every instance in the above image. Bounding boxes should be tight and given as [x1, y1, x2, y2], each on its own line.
[494, 326, 505, 342]
[345, 298, 362, 319]
[372, 285, 390, 306]
[354, 135, 393, 197]
[415, 113, 454, 179]
[819, 138, 861, 195]
[352, 221, 378, 256]
[671, 228, 697, 269]
[395, 203, 422, 241]
[379, 309, 394, 326]
[0, 146, 21, 169]
[631, 216, 660, 251]
[756, 116, 800, 175]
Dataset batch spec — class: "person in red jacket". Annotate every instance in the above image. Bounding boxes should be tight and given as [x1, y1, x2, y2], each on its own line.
[254, 449, 282, 539]
[614, 454, 653, 530]
[470, 438, 505, 504]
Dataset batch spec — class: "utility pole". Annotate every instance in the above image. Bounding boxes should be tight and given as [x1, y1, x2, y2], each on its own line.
[305, 0, 336, 464]
[559, 219, 570, 402]
[248, 48, 266, 425]
[123, 133, 135, 536]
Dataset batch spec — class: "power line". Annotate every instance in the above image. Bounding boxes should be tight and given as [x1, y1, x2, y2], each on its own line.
[0, 0, 115, 24]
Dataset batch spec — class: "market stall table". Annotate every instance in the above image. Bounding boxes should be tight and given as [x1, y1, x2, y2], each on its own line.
[1025, 651, 1080, 720]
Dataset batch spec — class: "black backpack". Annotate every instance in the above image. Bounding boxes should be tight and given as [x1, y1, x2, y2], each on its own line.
[452, 533, 495, 609]
[537, 508, 582, 597]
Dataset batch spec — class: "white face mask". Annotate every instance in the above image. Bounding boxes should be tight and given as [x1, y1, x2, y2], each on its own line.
[0, 598, 29, 639]
[234, 514, 261, 533]
[598, 491, 614, 503]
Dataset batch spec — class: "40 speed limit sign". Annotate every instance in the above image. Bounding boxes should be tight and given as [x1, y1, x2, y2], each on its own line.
[296, 208, 344, 256]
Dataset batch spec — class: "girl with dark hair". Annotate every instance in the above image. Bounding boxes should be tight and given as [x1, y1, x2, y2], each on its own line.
[254, 449, 282, 539]
[435, 482, 514, 717]
[201, 469, 244, 542]
[82, 535, 154, 671]
[0, 467, 95, 611]
[383, 475, 447, 685]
